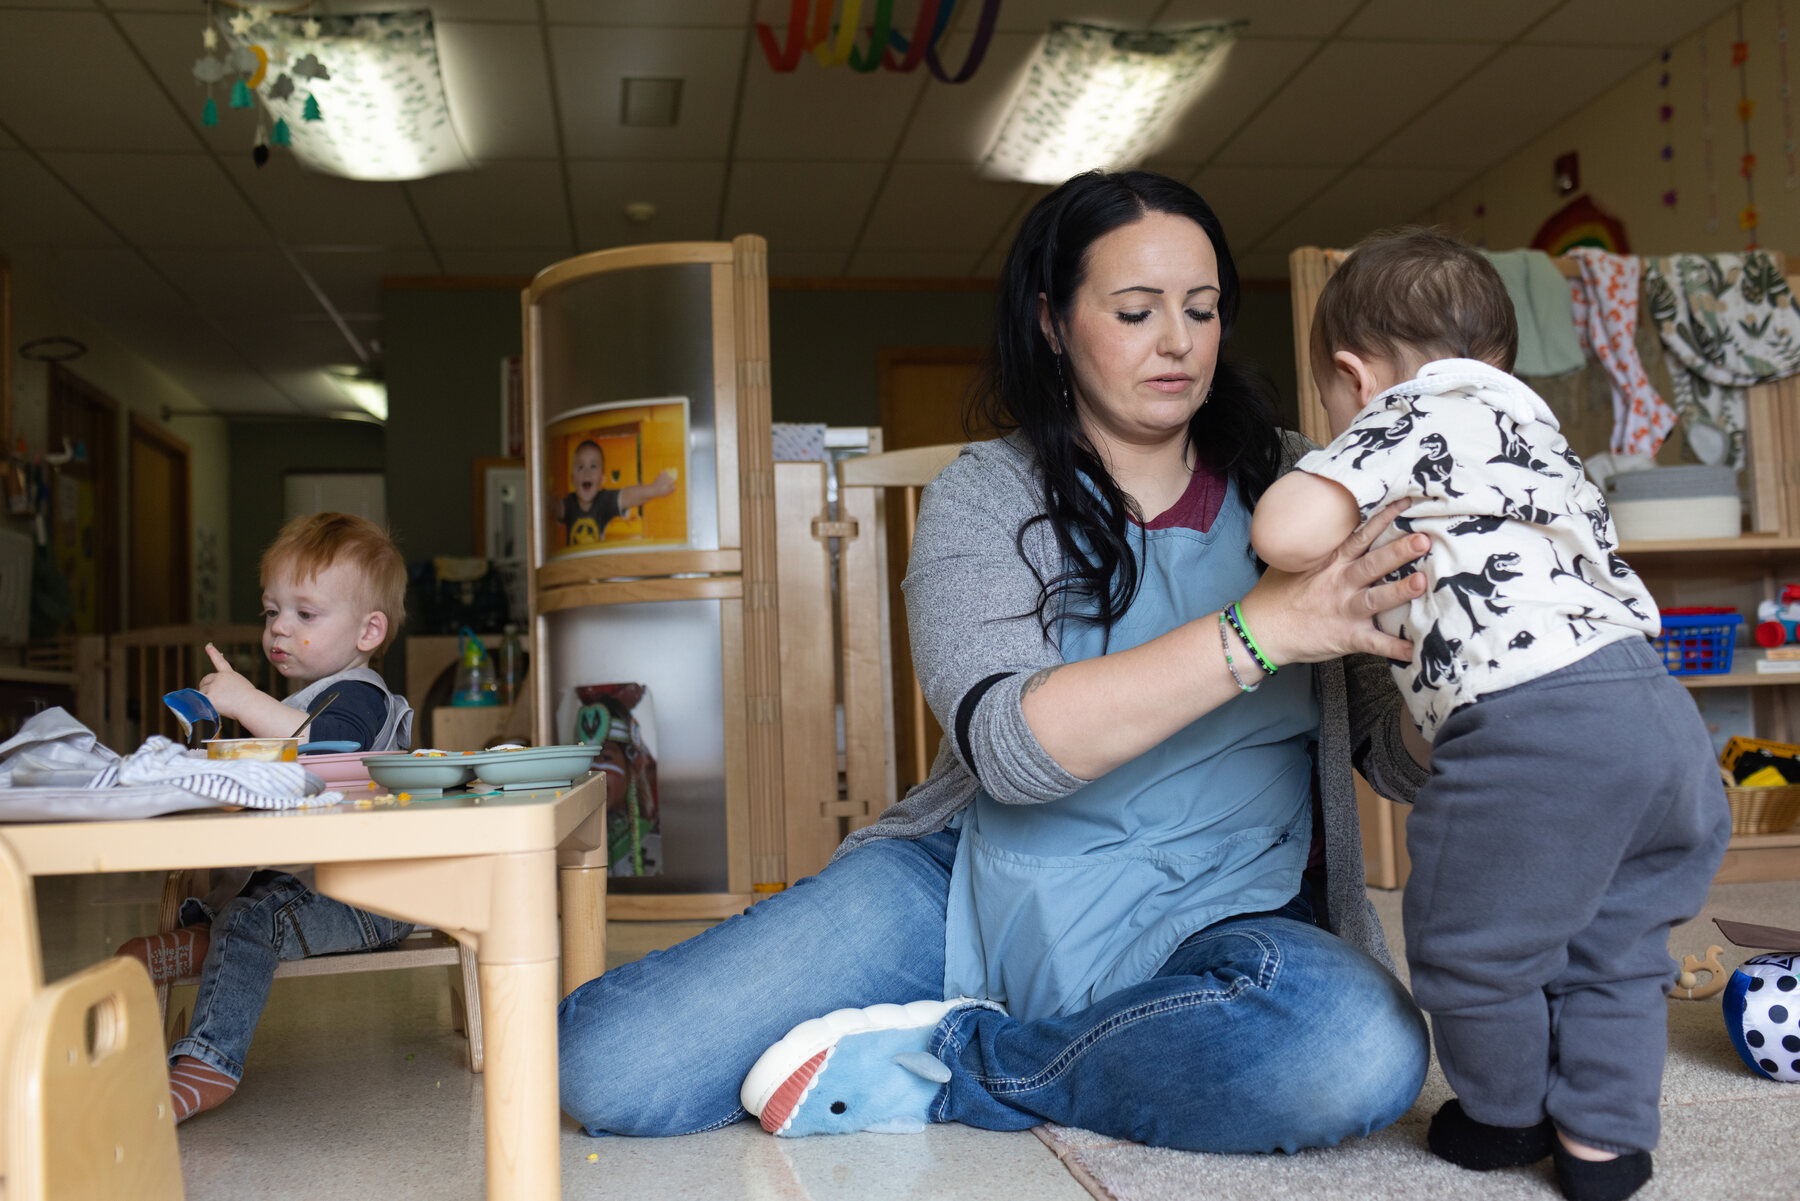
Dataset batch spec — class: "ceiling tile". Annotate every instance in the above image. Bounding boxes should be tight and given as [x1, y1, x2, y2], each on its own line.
[141, 248, 322, 319]
[550, 26, 744, 159]
[380, 248, 446, 277]
[1234, 247, 1293, 279]
[0, 11, 197, 151]
[8, 247, 181, 334]
[721, 161, 887, 251]
[857, 164, 1032, 251]
[1252, 165, 1473, 254]
[1155, 37, 1321, 164]
[847, 249, 983, 277]
[438, 248, 572, 275]
[43, 151, 269, 247]
[551, 0, 748, 24]
[1213, 39, 1493, 166]
[437, 21, 560, 160]
[1369, 44, 1647, 169]
[735, 46, 927, 162]
[0, 150, 122, 249]
[1344, 0, 1562, 42]
[218, 157, 428, 249]
[122, 0, 541, 15]
[112, 12, 273, 158]
[767, 250, 849, 277]
[406, 160, 572, 250]
[569, 160, 725, 249]
[971, 183, 1052, 275]
[897, 31, 1038, 164]
[1526, 0, 1740, 48]
[1190, 164, 1343, 255]
[995, 0, 1164, 33]
[1155, 0, 1363, 39]
[292, 248, 390, 317]
[0, 127, 15, 150]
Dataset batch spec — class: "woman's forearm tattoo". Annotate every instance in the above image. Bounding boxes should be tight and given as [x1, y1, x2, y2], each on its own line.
[1021, 666, 1060, 696]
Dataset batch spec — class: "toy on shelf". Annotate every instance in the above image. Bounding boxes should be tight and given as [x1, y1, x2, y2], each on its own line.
[1653, 607, 1742, 675]
[1718, 736, 1800, 835]
[1754, 585, 1800, 647]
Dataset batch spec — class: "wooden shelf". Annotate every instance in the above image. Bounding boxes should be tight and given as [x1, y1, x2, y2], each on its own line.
[1620, 534, 1800, 558]
[1678, 651, 1800, 688]
[1717, 827, 1800, 883]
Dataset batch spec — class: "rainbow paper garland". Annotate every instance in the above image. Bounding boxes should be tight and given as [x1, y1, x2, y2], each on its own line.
[757, 0, 1002, 80]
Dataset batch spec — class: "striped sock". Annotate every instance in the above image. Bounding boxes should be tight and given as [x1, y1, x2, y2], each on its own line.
[116, 924, 211, 984]
[167, 1055, 238, 1123]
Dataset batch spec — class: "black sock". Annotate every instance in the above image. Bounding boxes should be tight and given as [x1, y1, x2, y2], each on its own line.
[1426, 1098, 1554, 1170]
[1552, 1144, 1652, 1201]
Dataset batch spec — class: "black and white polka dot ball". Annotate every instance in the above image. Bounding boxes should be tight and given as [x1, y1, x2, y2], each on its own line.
[1724, 952, 1800, 1083]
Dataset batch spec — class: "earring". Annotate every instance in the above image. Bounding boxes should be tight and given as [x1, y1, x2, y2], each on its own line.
[1056, 355, 1073, 410]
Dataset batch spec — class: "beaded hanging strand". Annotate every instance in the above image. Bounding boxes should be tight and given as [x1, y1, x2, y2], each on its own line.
[1735, 4, 1759, 247]
[1780, 0, 1796, 191]
[1660, 49, 1678, 210]
[1702, 30, 1721, 233]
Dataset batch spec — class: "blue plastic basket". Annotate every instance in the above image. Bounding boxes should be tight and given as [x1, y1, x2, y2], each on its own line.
[1654, 611, 1743, 676]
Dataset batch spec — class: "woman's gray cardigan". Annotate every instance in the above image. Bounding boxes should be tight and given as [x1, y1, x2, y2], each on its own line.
[835, 433, 1429, 972]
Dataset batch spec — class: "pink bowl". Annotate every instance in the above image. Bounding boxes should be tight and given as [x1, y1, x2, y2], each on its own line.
[298, 750, 377, 787]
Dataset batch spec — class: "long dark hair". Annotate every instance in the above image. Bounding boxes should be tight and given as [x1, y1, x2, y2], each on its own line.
[968, 170, 1284, 643]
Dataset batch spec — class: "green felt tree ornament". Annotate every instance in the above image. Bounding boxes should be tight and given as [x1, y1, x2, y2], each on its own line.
[302, 93, 322, 122]
[201, 95, 218, 127]
[271, 118, 291, 147]
[229, 77, 252, 109]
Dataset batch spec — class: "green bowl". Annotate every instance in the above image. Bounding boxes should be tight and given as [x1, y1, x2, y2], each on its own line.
[364, 755, 477, 794]
[467, 745, 596, 790]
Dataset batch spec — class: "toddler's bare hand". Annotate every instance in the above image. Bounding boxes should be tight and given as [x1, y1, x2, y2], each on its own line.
[197, 644, 260, 718]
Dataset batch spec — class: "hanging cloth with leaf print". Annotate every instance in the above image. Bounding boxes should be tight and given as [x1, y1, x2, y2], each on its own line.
[1642, 252, 1800, 467]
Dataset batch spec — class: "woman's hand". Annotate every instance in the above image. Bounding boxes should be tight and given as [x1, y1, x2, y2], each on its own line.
[1237, 499, 1427, 667]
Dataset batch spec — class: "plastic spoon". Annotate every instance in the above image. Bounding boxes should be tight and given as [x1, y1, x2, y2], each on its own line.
[290, 690, 341, 741]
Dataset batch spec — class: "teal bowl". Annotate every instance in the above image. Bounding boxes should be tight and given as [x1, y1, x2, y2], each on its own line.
[468, 745, 596, 790]
[364, 755, 477, 794]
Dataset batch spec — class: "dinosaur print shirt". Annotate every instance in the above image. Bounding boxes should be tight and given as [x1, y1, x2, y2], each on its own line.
[1294, 358, 1659, 741]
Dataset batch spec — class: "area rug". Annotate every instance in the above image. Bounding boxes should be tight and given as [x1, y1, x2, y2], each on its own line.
[1036, 880, 1800, 1201]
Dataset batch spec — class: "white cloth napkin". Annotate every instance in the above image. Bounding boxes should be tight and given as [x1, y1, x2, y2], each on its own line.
[0, 708, 342, 823]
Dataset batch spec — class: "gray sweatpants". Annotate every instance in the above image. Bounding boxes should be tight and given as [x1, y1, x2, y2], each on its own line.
[1402, 635, 1732, 1155]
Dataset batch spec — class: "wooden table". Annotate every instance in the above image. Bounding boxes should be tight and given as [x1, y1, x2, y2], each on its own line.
[1, 771, 612, 1200]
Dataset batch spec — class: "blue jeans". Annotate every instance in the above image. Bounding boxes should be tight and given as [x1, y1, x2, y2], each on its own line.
[171, 870, 414, 1080]
[559, 829, 1428, 1152]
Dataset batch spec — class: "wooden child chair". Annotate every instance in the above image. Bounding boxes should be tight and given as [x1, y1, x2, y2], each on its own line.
[1, 834, 183, 1201]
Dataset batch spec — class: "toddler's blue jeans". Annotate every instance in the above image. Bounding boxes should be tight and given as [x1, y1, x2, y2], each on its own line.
[171, 870, 414, 1080]
[558, 828, 1428, 1152]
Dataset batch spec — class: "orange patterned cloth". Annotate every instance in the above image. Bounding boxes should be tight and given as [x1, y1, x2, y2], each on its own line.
[1564, 248, 1676, 455]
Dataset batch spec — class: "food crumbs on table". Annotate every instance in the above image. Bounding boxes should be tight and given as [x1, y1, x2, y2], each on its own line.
[587, 1154, 598, 1163]
[405, 1053, 414, 1061]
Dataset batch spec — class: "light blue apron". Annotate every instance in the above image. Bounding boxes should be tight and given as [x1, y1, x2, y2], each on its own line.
[943, 485, 1319, 1021]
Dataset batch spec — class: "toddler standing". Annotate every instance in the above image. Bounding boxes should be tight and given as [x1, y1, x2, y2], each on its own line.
[1251, 228, 1730, 1201]
[117, 512, 415, 1121]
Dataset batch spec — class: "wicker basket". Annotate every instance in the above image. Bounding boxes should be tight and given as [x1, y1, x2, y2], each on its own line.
[1726, 784, 1800, 835]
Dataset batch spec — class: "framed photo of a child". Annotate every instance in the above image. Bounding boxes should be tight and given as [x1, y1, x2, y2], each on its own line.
[544, 397, 690, 558]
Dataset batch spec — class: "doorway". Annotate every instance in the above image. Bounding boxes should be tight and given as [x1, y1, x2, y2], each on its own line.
[47, 365, 121, 634]
[128, 414, 191, 627]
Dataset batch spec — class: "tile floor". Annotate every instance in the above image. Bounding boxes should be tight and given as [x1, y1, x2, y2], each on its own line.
[33, 871, 1800, 1200]
[33, 872, 1090, 1201]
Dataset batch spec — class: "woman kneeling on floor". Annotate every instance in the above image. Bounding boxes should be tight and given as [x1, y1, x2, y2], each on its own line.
[558, 170, 1434, 1153]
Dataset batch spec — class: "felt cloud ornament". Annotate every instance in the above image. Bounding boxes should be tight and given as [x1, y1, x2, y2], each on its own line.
[267, 73, 295, 101]
[191, 55, 225, 84]
[292, 53, 330, 81]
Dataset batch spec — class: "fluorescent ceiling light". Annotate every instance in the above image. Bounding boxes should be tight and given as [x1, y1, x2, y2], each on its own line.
[235, 10, 469, 181]
[982, 24, 1238, 185]
[328, 369, 388, 421]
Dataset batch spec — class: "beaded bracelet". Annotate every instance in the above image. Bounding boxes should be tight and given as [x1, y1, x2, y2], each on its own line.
[1226, 602, 1278, 677]
[1219, 611, 1261, 693]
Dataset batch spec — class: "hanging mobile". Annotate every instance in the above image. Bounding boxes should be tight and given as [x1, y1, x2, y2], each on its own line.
[253, 121, 270, 167]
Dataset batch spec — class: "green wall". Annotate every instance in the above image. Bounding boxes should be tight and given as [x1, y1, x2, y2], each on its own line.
[374, 281, 1298, 570]
[382, 289, 525, 566]
[226, 419, 387, 623]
